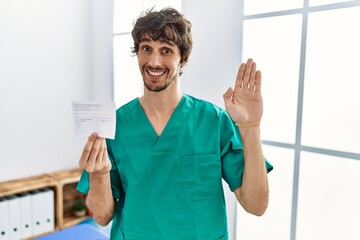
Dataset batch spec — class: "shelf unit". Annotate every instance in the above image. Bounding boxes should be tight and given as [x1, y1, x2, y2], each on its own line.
[47, 169, 88, 229]
[0, 168, 88, 238]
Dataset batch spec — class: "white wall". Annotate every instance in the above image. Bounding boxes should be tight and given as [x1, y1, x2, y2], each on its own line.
[0, 0, 113, 182]
[181, 0, 242, 106]
[181, 1, 242, 239]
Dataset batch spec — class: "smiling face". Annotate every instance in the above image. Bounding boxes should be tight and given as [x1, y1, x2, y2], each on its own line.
[138, 35, 184, 92]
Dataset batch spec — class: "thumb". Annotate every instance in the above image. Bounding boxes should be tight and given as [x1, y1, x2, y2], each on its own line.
[223, 87, 234, 102]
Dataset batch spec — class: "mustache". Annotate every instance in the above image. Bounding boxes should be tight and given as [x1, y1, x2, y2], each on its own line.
[144, 65, 167, 71]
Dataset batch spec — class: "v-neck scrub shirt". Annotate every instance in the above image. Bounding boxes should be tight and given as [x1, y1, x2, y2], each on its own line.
[77, 94, 273, 240]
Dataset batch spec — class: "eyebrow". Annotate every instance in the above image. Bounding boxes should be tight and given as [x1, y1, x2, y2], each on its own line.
[140, 37, 175, 47]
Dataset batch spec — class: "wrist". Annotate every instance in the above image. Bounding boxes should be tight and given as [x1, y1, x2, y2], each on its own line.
[236, 121, 261, 128]
[89, 172, 110, 185]
[238, 124, 261, 138]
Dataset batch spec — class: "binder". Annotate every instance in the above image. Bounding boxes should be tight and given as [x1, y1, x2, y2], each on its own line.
[39, 188, 55, 233]
[5, 195, 22, 240]
[0, 197, 10, 240]
[30, 190, 44, 236]
[18, 192, 33, 239]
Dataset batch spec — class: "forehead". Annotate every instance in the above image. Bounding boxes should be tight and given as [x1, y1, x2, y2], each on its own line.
[140, 33, 176, 47]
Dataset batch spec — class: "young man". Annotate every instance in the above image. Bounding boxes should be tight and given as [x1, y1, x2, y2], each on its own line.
[77, 7, 272, 240]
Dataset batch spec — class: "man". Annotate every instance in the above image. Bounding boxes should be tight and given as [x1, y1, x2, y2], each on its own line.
[77, 7, 273, 240]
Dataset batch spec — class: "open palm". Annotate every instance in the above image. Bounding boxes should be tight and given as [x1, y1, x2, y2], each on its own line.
[223, 58, 263, 125]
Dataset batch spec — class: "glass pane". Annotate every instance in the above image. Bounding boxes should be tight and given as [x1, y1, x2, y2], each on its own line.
[143, 0, 181, 11]
[113, 35, 143, 108]
[309, 0, 352, 6]
[244, 0, 303, 15]
[297, 152, 360, 240]
[113, 0, 142, 33]
[302, 7, 360, 153]
[242, 15, 302, 144]
[236, 146, 294, 240]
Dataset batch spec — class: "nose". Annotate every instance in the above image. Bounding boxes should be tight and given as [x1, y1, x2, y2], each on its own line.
[148, 52, 162, 68]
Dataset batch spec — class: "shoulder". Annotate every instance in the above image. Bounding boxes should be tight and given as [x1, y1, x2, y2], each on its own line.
[116, 98, 139, 115]
[184, 95, 235, 129]
[184, 94, 226, 117]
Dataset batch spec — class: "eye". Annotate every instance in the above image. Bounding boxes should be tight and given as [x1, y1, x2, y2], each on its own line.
[162, 48, 172, 55]
[141, 46, 151, 52]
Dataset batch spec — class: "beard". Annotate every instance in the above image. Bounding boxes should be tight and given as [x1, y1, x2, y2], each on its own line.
[143, 74, 175, 92]
[142, 66, 180, 92]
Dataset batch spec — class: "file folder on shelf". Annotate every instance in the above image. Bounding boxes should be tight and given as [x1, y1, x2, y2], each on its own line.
[40, 188, 55, 233]
[30, 190, 44, 236]
[0, 197, 10, 240]
[5, 195, 22, 240]
[18, 192, 33, 239]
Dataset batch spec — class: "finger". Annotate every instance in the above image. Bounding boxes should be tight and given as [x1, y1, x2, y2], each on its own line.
[255, 70, 262, 93]
[79, 133, 98, 169]
[102, 144, 111, 172]
[96, 140, 108, 171]
[86, 137, 104, 172]
[101, 140, 108, 165]
[95, 140, 105, 171]
[235, 63, 246, 89]
[243, 58, 254, 87]
[249, 62, 257, 91]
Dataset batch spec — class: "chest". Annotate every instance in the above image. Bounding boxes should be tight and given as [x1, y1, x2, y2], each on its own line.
[147, 114, 171, 137]
[112, 115, 221, 185]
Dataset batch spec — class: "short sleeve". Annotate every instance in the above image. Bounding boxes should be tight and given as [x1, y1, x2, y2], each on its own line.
[220, 111, 273, 191]
[76, 170, 90, 194]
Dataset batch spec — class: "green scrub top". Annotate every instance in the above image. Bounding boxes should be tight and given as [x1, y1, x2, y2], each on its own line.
[77, 94, 273, 240]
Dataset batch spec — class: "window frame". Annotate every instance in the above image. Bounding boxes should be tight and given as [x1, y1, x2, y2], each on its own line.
[238, 1, 360, 240]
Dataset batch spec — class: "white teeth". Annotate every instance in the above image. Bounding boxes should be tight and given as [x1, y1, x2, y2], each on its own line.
[148, 70, 164, 76]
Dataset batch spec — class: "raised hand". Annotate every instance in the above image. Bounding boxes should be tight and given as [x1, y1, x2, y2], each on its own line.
[223, 58, 263, 127]
[79, 133, 112, 175]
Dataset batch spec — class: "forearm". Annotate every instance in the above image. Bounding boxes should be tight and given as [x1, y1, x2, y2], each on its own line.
[86, 173, 115, 226]
[235, 126, 269, 216]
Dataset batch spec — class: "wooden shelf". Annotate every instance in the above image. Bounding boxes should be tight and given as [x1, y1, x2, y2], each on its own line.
[47, 168, 82, 185]
[63, 216, 89, 228]
[0, 174, 57, 197]
[0, 168, 89, 239]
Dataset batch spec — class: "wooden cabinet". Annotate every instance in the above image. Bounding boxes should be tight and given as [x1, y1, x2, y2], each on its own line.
[0, 168, 88, 238]
[47, 169, 88, 229]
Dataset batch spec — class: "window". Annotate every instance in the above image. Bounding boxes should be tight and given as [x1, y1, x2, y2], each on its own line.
[237, 1, 360, 240]
[113, 0, 181, 108]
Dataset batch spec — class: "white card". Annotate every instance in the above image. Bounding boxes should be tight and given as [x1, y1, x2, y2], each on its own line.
[72, 101, 116, 139]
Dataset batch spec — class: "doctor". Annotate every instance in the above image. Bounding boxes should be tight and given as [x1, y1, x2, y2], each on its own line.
[77, 7, 272, 240]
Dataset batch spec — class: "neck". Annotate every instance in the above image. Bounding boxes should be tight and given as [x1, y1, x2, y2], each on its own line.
[140, 79, 183, 115]
[139, 82, 183, 136]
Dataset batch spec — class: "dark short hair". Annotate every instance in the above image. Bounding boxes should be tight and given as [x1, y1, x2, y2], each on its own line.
[131, 7, 192, 64]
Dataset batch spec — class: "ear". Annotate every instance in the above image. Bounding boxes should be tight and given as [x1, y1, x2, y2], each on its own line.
[180, 59, 188, 68]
